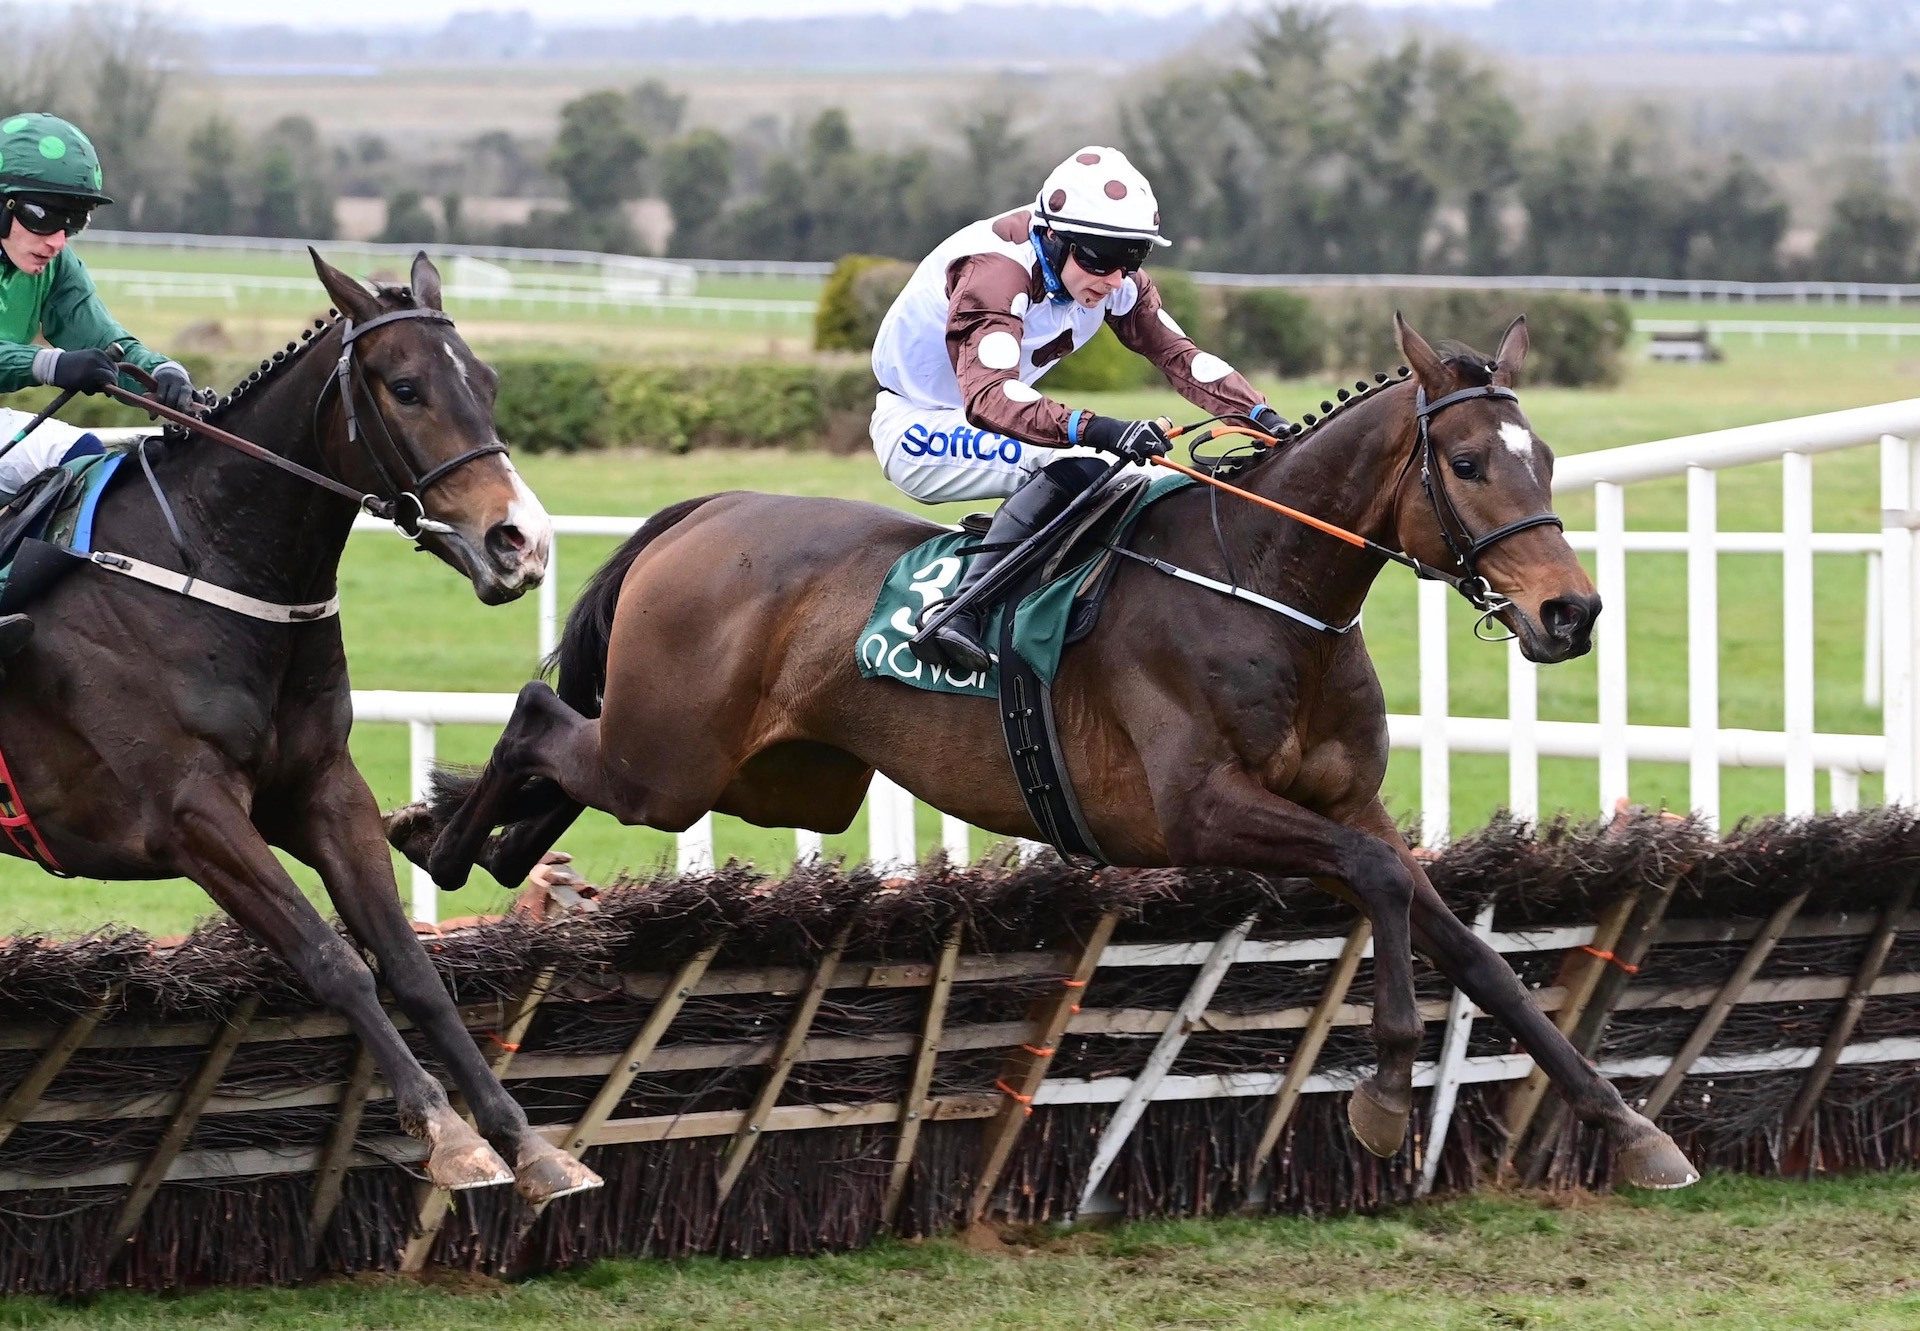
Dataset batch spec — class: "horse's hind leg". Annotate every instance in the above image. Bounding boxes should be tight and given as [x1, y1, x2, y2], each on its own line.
[428, 682, 598, 890]
[178, 787, 514, 1193]
[288, 757, 601, 1205]
[484, 796, 586, 889]
[1164, 770, 1424, 1158]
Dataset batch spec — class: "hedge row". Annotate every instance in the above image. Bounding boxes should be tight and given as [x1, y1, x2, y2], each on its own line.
[492, 358, 876, 454]
[812, 254, 1632, 389]
[2, 354, 879, 456]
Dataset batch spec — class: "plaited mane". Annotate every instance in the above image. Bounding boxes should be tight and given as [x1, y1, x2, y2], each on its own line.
[1203, 363, 1411, 481]
[162, 283, 421, 440]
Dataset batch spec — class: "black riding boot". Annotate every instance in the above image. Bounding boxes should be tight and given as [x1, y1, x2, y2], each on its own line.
[912, 461, 1097, 675]
[0, 614, 31, 665]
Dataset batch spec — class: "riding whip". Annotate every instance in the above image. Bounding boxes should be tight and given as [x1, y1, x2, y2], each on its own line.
[0, 387, 78, 465]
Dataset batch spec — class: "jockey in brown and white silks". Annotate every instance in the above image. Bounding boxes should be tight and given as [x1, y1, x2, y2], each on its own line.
[870, 145, 1288, 673]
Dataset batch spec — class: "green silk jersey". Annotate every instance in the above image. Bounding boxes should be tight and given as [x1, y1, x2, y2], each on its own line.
[0, 249, 169, 394]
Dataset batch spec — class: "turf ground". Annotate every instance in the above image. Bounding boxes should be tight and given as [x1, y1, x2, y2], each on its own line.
[0, 1172, 1911, 1328]
[0, 326, 1913, 936]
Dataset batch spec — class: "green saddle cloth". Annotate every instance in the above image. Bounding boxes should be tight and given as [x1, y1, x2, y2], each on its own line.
[858, 473, 1191, 698]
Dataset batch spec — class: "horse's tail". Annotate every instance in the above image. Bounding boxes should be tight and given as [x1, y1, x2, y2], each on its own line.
[543, 492, 732, 717]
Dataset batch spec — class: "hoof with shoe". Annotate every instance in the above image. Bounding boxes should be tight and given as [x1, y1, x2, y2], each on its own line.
[1346, 1077, 1411, 1158]
[515, 1141, 604, 1205]
[427, 1132, 515, 1191]
[1618, 1127, 1699, 1190]
[383, 802, 438, 870]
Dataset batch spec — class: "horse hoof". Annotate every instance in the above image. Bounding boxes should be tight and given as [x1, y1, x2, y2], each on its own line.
[515, 1143, 604, 1205]
[427, 1133, 514, 1191]
[426, 838, 474, 892]
[384, 802, 438, 870]
[1347, 1078, 1410, 1158]
[1619, 1128, 1699, 1190]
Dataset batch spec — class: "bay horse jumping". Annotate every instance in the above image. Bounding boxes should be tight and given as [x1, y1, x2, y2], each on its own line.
[403, 314, 1698, 1190]
[2, 251, 600, 1201]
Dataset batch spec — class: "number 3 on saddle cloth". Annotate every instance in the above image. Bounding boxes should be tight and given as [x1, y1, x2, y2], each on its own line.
[857, 472, 1192, 864]
[0, 448, 129, 875]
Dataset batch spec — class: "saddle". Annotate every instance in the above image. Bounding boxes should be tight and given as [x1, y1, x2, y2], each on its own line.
[860, 472, 1196, 867]
[0, 449, 130, 614]
[958, 472, 1148, 647]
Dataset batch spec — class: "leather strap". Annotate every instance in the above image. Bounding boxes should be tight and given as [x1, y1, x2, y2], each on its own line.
[86, 551, 340, 623]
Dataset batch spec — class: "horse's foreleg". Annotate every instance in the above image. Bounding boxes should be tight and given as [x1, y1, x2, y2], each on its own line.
[1351, 806, 1697, 1189]
[175, 789, 513, 1193]
[289, 758, 602, 1205]
[1164, 770, 1423, 1158]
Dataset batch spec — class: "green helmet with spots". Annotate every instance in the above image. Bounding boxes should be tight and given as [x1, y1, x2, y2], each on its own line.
[0, 113, 109, 204]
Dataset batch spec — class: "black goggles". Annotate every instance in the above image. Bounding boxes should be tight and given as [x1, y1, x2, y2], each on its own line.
[8, 195, 92, 237]
[1067, 235, 1151, 277]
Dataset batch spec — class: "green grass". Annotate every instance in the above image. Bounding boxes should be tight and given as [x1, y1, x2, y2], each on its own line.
[1, 333, 1915, 936]
[0, 1173, 1912, 1328]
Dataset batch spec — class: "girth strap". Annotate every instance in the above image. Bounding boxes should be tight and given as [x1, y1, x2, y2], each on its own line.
[86, 551, 341, 623]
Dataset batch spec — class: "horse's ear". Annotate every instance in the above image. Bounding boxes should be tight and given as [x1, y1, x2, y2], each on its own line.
[1394, 311, 1447, 393]
[1493, 314, 1529, 385]
[410, 251, 443, 312]
[308, 246, 377, 323]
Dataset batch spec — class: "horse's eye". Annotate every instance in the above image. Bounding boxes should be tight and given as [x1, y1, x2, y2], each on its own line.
[1449, 456, 1480, 480]
[391, 380, 420, 405]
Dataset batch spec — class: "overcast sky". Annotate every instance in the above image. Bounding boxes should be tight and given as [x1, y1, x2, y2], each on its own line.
[132, 0, 1481, 26]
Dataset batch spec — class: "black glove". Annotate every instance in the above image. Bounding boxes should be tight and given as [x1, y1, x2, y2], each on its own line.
[151, 363, 196, 414]
[1082, 414, 1171, 464]
[41, 347, 117, 395]
[1250, 403, 1292, 436]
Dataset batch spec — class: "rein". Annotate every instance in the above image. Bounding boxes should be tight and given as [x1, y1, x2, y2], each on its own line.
[1159, 384, 1562, 627]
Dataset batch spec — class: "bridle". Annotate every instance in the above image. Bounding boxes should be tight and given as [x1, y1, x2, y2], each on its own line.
[115, 302, 508, 543]
[1165, 376, 1569, 637]
[1413, 382, 1564, 617]
[321, 306, 507, 538]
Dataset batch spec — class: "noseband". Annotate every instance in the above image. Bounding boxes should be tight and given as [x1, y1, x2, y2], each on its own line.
[1415, 383, 1564, 615]
[326, 306, 508, 538]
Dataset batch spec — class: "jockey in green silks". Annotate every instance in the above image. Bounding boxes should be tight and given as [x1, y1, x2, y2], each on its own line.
[0, 112, 199, 661]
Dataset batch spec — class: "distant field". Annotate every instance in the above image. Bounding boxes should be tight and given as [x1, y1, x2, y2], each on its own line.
[1634, 298, 1920, 324]
[0, 334, 1913, 935]
[72, 238, 1920, 376]
[196, 61, 1102, 156]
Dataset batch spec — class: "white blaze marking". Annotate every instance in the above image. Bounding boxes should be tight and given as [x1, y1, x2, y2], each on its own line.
[978, 330, 1021, 370]
[1157, 308, 1185, 338]
[1010, 293, 1030, 317]
[501, 455, 553, 579]
[442, 343, 472, 390]
[1499, 422, 1536, 474]
[1002, 380, 1041, 403]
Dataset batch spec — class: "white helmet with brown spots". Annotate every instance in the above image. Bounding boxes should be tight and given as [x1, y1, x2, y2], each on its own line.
[1033, 146, 1170, 248]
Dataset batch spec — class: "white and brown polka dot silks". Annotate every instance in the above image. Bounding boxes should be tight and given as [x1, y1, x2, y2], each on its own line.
[870, 207, 1262, 497]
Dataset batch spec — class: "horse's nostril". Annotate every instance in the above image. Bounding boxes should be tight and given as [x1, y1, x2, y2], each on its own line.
[1541, 597, 1592, 641]
[486, 522, 529, 561]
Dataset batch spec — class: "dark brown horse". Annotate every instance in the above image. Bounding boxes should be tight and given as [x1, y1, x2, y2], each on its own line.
[2, 252, 599, 1201]
[402, 315, 1698, 1189]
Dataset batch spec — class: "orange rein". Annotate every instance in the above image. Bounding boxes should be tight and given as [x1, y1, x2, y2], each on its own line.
[1153, 422, 1372, 551]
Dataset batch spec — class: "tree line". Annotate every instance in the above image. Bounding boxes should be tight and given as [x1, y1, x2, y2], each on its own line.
[523, 9, 1914, 281]
[13, 5, 1917, 282]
